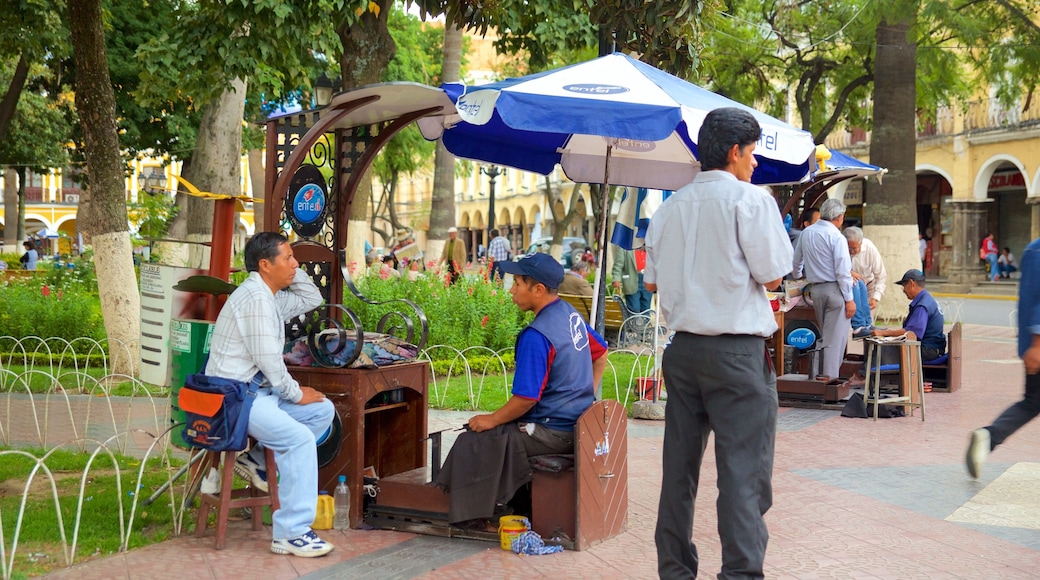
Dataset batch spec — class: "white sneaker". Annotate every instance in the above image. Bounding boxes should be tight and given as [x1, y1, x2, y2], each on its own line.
[966, 428, 990, 479]
[271, 530, 334, 557]
[199, 467, 221, 495]
[234, 452, 269, 493]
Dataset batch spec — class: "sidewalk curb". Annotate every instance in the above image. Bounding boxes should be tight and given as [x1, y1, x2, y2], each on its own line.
[932, 292, 1017, 301]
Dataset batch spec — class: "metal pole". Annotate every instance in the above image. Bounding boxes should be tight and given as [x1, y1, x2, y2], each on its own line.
[482, 165, 501, 241]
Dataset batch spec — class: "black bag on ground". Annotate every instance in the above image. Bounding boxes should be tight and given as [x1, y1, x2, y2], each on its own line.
[841, 392, 906, 419]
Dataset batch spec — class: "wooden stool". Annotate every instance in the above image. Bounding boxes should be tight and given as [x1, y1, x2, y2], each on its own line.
[863, 336, 925, 421]
[193, 443, 279, 549]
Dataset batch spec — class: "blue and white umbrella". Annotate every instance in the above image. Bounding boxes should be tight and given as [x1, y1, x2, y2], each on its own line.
[418, 53, 817, 189]
[418, 53, 817, 330]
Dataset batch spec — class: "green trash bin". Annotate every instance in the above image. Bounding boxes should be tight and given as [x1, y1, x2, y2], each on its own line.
[170, 319, 214, 449]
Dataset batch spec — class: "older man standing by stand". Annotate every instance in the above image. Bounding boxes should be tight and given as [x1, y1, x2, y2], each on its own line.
[793, 198, 856, 380]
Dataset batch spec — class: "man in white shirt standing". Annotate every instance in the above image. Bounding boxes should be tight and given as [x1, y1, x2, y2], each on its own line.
[645, 107, 791, 580]
[205, 232, 336, 558]
[792, 198, 856, 380]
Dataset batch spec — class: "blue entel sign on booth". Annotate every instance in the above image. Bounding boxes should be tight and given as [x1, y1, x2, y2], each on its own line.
[786, 327, 817, 351]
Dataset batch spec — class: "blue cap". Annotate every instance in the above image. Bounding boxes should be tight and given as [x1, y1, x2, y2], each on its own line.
[497, 252, 565, 289]
[338, 474, 346, 482]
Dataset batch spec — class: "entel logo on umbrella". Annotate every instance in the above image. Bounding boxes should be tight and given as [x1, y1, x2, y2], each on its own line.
[563, 84, 629, 95]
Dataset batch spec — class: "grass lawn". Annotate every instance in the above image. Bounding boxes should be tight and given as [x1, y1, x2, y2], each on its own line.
[0, 447, 185, 578]
[428, 351, 660, 411]
[1, 364, 167, 397]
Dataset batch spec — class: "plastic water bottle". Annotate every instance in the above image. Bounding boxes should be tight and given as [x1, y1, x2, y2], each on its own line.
[333, 475, 350, 530]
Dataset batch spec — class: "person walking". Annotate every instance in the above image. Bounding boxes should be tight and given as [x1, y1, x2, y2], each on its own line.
[645, 107, 791, 580]
[486, 228, 511, 282]
[439, 226, 467, 284]
[966, 237, 1040, 479]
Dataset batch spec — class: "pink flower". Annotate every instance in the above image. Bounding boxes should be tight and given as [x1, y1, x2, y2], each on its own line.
[379, 267, 390, 280]
[42, 285, 51, 297]
[481, 315, 489, 327]
[490, 290, 497, 297]
[467, 287, 474, 296]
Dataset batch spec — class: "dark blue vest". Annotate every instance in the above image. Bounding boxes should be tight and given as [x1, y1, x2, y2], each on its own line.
[520, 299, 595, 430]
[907, 290, 946, 353]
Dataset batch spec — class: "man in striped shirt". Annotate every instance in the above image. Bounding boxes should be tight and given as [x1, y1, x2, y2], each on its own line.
[487, 228, 511, 282]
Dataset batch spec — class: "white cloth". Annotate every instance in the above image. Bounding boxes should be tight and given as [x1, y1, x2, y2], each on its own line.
[205, 269, 323, 403]
[852, 238, 887, 302]
[644, 171, 792, 337]
[792, 220, 853, 302]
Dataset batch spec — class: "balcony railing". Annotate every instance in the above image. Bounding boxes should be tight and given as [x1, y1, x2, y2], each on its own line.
[825, 95, 1040, 151]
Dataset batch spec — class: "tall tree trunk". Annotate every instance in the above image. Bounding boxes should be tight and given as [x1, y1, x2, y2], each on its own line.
[164, 79, 247, 269]
[16, 166, 26, 242]
[0, 55, 29, 145]
[248, 148, 265, 235]
[867, 7, 921, 322]
[427, 24, 464, 264]
[338, 2, 396, 269]
[3, 168, 16, 248]
[68, 0, 140, 376]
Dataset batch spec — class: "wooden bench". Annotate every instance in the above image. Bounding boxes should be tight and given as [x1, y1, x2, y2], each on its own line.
[1, 270, 37, 282]
[371, 400, 628, 550]
[923, 321, 962, 392]
[528, 399, 628, 550]
[559, 293, 627, 336]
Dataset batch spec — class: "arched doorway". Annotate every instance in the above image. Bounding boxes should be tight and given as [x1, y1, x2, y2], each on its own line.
[915, 169, 952, 275]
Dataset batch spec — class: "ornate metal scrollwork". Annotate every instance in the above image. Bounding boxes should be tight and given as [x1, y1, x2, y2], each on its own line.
[304, 304, 366, 368]
[339, 250, 429, 351]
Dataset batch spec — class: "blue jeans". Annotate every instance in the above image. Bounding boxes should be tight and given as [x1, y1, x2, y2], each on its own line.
[245, 389, 335, 539]
[986, 254, 999, 280]
[998, 263, 1018, 277]
[624, 273, 653, 314]
[851, 279, 872, 330]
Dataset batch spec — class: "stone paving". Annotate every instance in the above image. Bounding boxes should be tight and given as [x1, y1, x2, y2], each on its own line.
[43, 322, 1040, 579]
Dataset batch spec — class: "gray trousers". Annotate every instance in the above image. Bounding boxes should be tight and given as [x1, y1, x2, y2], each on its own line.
[655, 333, 777, 580]
[810, 281, 851, 379]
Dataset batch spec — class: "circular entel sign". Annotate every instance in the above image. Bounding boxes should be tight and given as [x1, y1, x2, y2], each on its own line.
[286, 165, 329, 238]
[786, 327, 817, 351]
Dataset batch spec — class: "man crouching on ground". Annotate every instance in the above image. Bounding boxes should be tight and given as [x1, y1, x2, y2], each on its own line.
[205, 231, 336, 557]
[435, 253, 607, 528]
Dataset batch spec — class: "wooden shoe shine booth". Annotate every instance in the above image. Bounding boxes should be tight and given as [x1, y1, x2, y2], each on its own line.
[262, 83, 626, 550]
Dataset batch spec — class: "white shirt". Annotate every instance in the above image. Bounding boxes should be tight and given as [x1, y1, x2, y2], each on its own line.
[852, 238, 887, 302]
[205, 269, 323, 403]
[792, 219, 853, 301]
[644, 171, 792, 337]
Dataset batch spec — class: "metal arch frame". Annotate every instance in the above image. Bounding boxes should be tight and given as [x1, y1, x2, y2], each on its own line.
[781, 174, 860, 220]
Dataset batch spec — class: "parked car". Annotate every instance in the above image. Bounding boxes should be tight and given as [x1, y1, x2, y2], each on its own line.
[522, 236, 589, 266]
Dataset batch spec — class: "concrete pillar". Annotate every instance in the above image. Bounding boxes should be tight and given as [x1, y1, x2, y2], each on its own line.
[1030, 199, 1040, 242]
[944, 199, 991, 291]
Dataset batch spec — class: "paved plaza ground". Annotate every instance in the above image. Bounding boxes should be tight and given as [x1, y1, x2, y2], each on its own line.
[44, 321, 1040, 579]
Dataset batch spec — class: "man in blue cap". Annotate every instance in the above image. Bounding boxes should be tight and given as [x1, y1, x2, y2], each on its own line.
[435, 252, 608, 528]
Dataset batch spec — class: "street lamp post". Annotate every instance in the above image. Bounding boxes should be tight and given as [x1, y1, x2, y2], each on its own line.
[481, 164, 502, 240]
